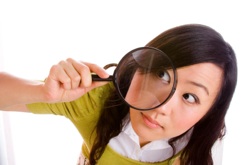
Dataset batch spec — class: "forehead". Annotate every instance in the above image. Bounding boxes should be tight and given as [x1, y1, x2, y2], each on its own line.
[176, 63, 223, 95]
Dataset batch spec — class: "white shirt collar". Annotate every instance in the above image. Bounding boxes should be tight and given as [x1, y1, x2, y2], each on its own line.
[122, 122, 170, 150]
[109, 119, 192, 162]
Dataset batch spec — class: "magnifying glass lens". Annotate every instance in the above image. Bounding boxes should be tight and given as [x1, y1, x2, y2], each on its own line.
[114, 47, 176, 110]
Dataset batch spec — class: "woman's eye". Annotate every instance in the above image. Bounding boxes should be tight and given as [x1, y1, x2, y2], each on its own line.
[157, 70, 170, 83]
[183, 93, 199, 104]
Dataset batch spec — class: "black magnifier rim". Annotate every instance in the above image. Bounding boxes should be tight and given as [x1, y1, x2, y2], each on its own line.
[91, 74, 113, 81]
[113, 46, 177, 111]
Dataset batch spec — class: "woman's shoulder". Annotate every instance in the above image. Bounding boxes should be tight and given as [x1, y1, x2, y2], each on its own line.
[69, 82, 114, 118]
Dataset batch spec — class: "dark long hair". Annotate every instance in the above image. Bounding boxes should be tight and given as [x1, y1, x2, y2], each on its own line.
[89, 24, 238, 164]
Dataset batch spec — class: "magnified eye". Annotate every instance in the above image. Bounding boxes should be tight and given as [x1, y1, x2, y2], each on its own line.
[157, 70, 170, 83]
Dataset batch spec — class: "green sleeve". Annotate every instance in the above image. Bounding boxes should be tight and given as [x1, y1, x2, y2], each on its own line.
[26, 83, 114, 121]
[27, 83, 114, 145]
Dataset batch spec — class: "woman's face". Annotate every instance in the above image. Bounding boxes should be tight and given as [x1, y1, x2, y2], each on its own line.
[128, 63, 223, 146]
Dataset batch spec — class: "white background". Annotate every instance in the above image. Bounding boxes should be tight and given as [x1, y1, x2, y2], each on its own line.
[0, 1, 249, 164]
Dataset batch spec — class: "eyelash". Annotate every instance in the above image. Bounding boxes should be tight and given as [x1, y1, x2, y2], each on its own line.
[183, 93, 200, 104]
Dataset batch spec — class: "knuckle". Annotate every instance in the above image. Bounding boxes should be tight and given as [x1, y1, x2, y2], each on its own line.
[58, 60, 67, 65]
[73, 75, 81, 82]
[49, 64, 60, 73]
[66, 58, 73, 62]
[79, 64, 90, 74]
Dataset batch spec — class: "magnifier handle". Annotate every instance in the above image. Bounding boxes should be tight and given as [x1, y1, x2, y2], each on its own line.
[91, 74, 113, 81]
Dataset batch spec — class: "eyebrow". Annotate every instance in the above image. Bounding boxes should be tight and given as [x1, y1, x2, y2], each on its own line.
[189, 81, 209, 95]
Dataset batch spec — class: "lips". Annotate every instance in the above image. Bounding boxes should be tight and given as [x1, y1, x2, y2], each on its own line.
[141, 113, 162, 129]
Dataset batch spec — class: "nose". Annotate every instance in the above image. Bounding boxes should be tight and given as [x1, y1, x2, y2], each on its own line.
[154, 92, 179, 116]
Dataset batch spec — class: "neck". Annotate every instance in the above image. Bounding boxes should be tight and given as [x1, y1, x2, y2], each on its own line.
[139, 138, 151, 147]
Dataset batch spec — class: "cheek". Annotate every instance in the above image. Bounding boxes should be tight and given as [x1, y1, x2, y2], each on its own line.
[125, 77, 157, 109]
[174, 117, 198, 133]
[129, 110, 146, 137]
[129, 110, 141, 129]
[175, 108, 208, 133]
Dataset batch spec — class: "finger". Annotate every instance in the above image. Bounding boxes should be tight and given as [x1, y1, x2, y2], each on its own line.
[81, 62, 111, 89]
[78, 62, 110, 89]
[83, 62, 110, 79]
[48, 64, 72, 90]
[60, 59, 82, 89]
[66, 58, 92, 88]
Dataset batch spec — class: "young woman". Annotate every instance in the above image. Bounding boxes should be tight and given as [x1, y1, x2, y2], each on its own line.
[0, 24, 237, 164]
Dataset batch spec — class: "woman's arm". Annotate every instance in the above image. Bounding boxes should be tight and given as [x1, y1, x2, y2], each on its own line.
[0, 58, 109, 112]
[0, 72, 45, 111]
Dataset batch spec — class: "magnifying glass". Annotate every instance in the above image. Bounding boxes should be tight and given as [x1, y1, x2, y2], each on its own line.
[92, 47, 177, 111]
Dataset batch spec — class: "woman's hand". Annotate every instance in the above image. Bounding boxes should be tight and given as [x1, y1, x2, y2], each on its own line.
[0, 58, 109, 111]
[43, 58, 109, 103]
